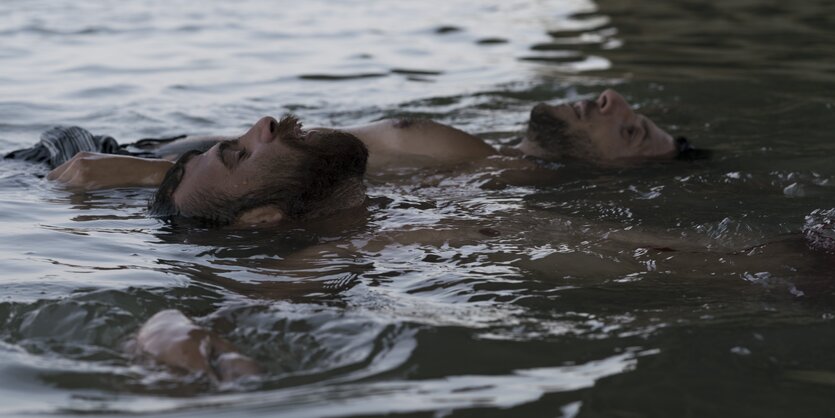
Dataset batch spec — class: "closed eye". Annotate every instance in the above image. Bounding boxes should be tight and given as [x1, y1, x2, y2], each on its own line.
[623, 126, 637, 141]
[623, 120, 650, 143]
[217, 139, 244, 170]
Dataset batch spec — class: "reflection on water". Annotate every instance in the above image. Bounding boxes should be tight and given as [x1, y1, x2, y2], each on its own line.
[1, 0, 835, 416]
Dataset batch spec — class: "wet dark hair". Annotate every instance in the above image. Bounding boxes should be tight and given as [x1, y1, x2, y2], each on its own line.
[148, 115, 368, 226]
[674, 136, 712, 160]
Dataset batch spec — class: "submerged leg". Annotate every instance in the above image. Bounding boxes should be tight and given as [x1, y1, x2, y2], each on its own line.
[133, 309, 260, 382]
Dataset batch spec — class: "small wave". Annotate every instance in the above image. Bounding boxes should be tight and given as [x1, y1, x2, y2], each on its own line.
[435, 25, 463, 34]
[63, 84, 139, 99]
[0, 24, 127, 37]
[390, 68, 443, 76]
[299, 73, 388, 81]
[476, 37, 509, 45]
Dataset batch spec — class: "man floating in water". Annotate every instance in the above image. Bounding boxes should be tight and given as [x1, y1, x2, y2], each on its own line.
[3, 89, 702, 382]
[30, 89, 696, 227]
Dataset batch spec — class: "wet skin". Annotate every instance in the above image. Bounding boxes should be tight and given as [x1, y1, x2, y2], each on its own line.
[48, 89, 681, 193]
[132, 310, 260, 382]
[151, 89, 678, 171]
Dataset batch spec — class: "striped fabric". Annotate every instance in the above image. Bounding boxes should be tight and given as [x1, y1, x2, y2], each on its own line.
[4, 126, 124, 169]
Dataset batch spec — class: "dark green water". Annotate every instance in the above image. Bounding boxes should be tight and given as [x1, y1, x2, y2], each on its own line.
[0, 0, 834, 416]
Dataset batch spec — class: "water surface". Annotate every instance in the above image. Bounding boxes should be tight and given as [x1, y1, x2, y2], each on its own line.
[1, 0, 835, 417]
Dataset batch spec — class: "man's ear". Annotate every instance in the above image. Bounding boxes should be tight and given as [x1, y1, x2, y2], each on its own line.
[234, 205, 284, 226]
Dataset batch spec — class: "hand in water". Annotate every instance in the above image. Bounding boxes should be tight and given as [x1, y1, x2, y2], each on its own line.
[133, 310, 261, 383]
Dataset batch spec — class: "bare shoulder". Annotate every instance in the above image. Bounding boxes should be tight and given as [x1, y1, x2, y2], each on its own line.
[344, 118, 497, 166]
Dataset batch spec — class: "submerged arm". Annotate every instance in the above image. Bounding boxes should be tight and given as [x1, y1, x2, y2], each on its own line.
[132, 309, 259, 383]
[47, 152, 173, 189]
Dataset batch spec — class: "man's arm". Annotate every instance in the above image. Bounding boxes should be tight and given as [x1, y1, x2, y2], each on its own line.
[47, 152, 173, 189]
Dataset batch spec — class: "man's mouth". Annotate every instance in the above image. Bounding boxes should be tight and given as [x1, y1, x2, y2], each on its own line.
[568, 101, 588, 120]
[562, 102, 580, 120]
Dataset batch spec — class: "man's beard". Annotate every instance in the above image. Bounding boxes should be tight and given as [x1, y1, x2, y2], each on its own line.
[527, 106, 593, 159]
[148, 149, 201, 218]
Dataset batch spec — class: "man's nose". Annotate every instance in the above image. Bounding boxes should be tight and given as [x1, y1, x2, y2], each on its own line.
[597, 89, 632, 117]
[256, 116, 279, 143]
